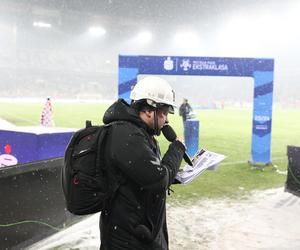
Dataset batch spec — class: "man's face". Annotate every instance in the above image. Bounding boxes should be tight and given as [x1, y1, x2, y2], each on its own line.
[156, 106, 169, 130]
[139, 105, 171, 134]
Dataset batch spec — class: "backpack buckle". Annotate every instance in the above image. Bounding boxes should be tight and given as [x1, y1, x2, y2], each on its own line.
[73, 175, 79, 185]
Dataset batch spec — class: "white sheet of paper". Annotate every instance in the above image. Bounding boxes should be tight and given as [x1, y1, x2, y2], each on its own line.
[175, 149, 226, 184]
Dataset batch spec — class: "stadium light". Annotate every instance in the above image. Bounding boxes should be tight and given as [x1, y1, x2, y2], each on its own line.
[216, 15, 258, 56]
[33, 22, 52, 28]
[172, 31, 202, 53]
[89, 26, 106, 36]
[174, 31, 199, 45]
[135, 31, 152, 43]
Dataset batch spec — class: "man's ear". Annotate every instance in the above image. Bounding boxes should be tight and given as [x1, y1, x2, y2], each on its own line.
[139, 110, 153, 121]
[144, 110, 154, 118]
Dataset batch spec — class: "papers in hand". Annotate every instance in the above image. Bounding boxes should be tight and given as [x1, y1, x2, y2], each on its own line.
[175, 149, 226, 184]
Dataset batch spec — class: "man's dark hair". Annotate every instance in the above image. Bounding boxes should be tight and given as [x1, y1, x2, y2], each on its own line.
[131, 99, 156, 113]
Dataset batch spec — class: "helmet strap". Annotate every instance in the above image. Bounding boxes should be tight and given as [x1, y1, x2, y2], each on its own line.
[153, 110, 160, 136]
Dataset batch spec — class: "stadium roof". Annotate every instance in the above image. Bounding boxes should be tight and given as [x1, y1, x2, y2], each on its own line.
[0, 0, 288, 33]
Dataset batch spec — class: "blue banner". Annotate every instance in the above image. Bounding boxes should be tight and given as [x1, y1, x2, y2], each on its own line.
[138, 55, 273, 76]
[0, 129, 73, 165]
[251, 71, 274, 164]
[184, 120, 200, 157]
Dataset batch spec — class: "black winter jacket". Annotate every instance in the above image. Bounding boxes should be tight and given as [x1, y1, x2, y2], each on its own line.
[179, 103, 192, 122]
[100, 99, 185, 250]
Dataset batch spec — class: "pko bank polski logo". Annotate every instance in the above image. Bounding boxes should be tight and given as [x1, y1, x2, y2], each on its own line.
[180, 59, 192, 71]
[179, 58, 231, 72]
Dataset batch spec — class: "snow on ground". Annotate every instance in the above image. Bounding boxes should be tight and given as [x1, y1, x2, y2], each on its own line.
[0, 118, 16, 129]
[28, 188, 300, 250]
[168, 188, 300, 250]
[0, 117, 76, 133]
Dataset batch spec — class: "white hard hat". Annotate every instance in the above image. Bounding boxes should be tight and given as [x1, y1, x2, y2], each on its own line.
[130, 76, 176, 113]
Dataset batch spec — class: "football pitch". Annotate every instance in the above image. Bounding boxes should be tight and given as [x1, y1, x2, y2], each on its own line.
[1, 101, 299, 201]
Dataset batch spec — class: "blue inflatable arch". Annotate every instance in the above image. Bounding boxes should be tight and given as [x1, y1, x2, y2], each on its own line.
[118, 55, 274, 165]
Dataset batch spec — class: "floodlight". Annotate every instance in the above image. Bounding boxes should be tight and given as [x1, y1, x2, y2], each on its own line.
[89, 26, 106, 36]
[172, 31, 201, 53]
[33, 22, 52, 28]
[136, 31, 152, 43]
[174, 31, 199, 44]
[217, 15, 259, 55]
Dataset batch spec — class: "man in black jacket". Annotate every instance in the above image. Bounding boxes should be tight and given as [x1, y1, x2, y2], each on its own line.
[179, 98, 193, 123]
[100, 76, 186, 250]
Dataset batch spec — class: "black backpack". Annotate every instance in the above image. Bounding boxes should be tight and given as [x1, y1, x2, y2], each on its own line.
[62, 120, 119, 215]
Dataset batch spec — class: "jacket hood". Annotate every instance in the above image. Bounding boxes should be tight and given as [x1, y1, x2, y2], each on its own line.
[103, 99, 155, 134]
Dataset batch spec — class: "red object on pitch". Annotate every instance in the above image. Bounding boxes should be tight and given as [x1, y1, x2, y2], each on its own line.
[4, 144, 12, 154]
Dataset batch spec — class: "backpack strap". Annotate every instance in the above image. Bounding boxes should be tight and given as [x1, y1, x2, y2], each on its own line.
[95, 126, 110, 176]
[86, 120, 92, 128]
[99, 121, 132, 212]
[95, 121, 130, 176]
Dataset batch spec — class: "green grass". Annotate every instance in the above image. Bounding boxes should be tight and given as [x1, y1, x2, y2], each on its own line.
[1, 102, 299, 202]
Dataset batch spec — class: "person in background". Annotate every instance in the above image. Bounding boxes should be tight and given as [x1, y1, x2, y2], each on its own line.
[179, 98, 193, 123]
[99, 76, 185, 250]
[40, 97, 54, 127]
